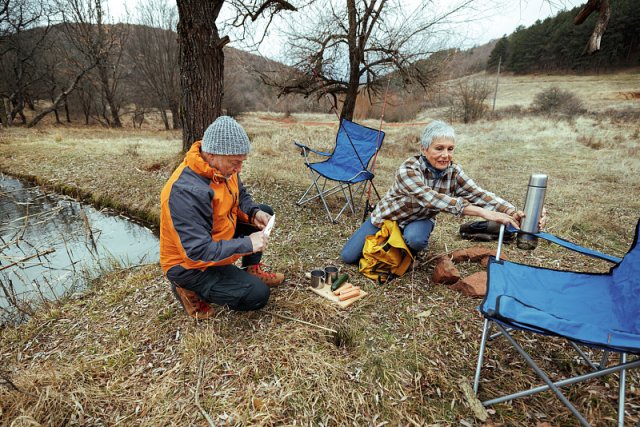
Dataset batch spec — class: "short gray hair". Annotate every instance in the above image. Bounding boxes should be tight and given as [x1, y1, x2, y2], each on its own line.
[420, 120, 456, 148]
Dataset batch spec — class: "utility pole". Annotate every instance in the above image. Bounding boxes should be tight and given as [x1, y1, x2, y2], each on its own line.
[492, 55, 502, 113]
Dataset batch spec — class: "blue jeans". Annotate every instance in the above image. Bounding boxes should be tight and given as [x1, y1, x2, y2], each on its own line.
[340, 218, 435, 264]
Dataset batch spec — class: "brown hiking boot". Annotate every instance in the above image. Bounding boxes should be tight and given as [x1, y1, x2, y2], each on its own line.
[170, 282, 214, 320]
[246, 263, 285, 287]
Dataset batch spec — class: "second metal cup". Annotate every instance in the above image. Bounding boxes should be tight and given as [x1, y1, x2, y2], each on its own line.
[310, 269, 325, 288]
[324, 265, 339, 285]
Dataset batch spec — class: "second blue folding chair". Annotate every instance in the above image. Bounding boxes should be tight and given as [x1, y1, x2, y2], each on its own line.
[294, 119, 385, 223]
[474, 220, 640, 426]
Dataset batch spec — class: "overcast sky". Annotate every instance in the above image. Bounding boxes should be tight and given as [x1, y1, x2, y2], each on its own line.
[106, 0, 585, 59]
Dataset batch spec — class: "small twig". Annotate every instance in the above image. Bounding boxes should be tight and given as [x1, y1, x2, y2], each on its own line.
[265, 310, 337, 334]
[0, 372, 37, 398]
[18, 202, 29, 241]
[194, 359, 215, 427]
[6, 206, 63, 224]
[81, 209, 98, 253]
[60, 233, 77, 273]
[0, 248, 55, 272]
[118, 262, 156, 272]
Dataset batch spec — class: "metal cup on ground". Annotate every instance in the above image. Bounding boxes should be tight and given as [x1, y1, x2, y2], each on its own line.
[310, 269, 325, 288]
[324, 265, 339, 285]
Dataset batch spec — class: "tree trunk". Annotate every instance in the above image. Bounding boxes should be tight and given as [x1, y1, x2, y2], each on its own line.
[64, 102, 71, 123]
[161, 110, 170, 130]
[52, 95, 61, 124]
[341, 0, 359, 121]
[0, 98, 8, 128]
[97, 64, 123, 127]
[177, 0, 227, 152]
[170, 104, 181, 129]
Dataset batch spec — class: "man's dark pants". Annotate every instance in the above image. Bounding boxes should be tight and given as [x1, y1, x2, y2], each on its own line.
[167, 204, 273, 311]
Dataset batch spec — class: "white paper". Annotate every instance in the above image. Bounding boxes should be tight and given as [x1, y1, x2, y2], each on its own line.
[263, 213, 275, 237]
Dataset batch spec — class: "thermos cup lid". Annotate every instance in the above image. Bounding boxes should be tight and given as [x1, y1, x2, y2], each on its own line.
[528, 173, 548, 187]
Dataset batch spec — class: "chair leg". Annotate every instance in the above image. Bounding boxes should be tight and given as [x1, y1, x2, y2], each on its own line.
[618, 353, 627, 427]
[473, 319, 492, 393]
[297, 171, 323, 205]
[567, 341, 598, 371]
[493, 324, 591, 427]
[314, 178, 338, 223]
[332, 182, 366, 222]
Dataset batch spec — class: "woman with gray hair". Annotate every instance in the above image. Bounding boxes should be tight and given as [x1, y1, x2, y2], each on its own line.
[341, 120, 525, 264]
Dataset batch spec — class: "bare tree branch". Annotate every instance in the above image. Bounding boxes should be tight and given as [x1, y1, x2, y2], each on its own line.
[27, 63, 95, 127]
[266, 0, 473, 120]
[574, 0, 611, 55]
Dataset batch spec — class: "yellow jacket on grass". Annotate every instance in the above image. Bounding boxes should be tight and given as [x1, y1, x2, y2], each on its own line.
[359, 220, 414, 283]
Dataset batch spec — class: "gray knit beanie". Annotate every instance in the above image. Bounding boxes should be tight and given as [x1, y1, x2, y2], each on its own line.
[421, 120, 456, 148]
[201, 116, 251, 155]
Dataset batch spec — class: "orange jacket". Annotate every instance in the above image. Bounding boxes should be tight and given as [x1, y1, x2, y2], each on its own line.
[160, 141, 257, 274]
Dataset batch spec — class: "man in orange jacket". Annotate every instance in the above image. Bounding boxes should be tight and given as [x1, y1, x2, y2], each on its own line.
[160, 116, 284, 319]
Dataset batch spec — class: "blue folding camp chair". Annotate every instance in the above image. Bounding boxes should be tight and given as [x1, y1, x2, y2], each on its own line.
[474, 220, 640, 426]
[294, 119, 385, 223]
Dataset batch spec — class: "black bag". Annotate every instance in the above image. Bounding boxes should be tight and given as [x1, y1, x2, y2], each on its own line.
[459, 220, 515, 242]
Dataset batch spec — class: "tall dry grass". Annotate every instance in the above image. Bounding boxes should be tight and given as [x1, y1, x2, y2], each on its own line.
[1, 86, 639, 425]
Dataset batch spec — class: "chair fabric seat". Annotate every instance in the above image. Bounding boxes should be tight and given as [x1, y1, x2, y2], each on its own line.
[308, 161, 374, 183]
[483, 259, 640, 354]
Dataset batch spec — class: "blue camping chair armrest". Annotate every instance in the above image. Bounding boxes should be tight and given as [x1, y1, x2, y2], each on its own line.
[505, 224, 622, 264]
[293, 141, 331, 157]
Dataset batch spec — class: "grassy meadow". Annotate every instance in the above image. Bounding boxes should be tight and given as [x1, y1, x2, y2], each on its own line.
[0, 72, 639, 426]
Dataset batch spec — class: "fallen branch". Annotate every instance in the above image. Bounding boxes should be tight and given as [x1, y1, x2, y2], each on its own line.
[194, 359, 215, 427]
[0, 372, 37, 398]
[265, 310, 337, 334]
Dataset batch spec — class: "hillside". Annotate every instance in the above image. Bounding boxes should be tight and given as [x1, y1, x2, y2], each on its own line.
[487, 0, 640, 73]
[0, 23, 324, 128]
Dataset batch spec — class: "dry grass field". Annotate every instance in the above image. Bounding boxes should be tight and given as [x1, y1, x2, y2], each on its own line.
[0, 72, 639, 426]
[439, 69, 640, 112]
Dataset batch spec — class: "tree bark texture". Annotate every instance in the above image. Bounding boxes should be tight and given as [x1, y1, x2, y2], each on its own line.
[341, 0, 359, 121]
[177, 0, 226, 152]
[574, 0, 611, 54]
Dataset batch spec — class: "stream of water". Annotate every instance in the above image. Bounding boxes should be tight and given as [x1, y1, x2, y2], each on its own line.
[0, 174, 159, 324]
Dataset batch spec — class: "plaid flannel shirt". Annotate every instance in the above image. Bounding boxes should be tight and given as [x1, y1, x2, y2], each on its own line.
[370, 155, 516, 228]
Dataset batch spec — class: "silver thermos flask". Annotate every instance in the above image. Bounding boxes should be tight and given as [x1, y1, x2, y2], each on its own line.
[517, 173, 548, 250]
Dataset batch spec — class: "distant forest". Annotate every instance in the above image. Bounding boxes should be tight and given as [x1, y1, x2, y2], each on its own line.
[487, 0, 640, 73]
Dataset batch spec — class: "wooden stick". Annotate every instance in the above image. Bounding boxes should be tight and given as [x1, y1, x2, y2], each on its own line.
[194, 359, 215, 427]
[0, 248, 55, 272]
[265, 311, 337, 334]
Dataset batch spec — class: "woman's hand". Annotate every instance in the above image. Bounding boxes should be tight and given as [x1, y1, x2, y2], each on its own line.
[538, 207, 548, 230]
[463, 205, 521, 229]
[510, 208, 548, 231]
[486, 210, 521, 229]
[510, 210, 525, 228]
[253, 210, 270, 229]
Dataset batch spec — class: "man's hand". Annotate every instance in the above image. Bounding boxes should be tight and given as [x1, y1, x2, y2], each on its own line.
[253, 210, 270, 230]
[249, 231, 268, 252]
